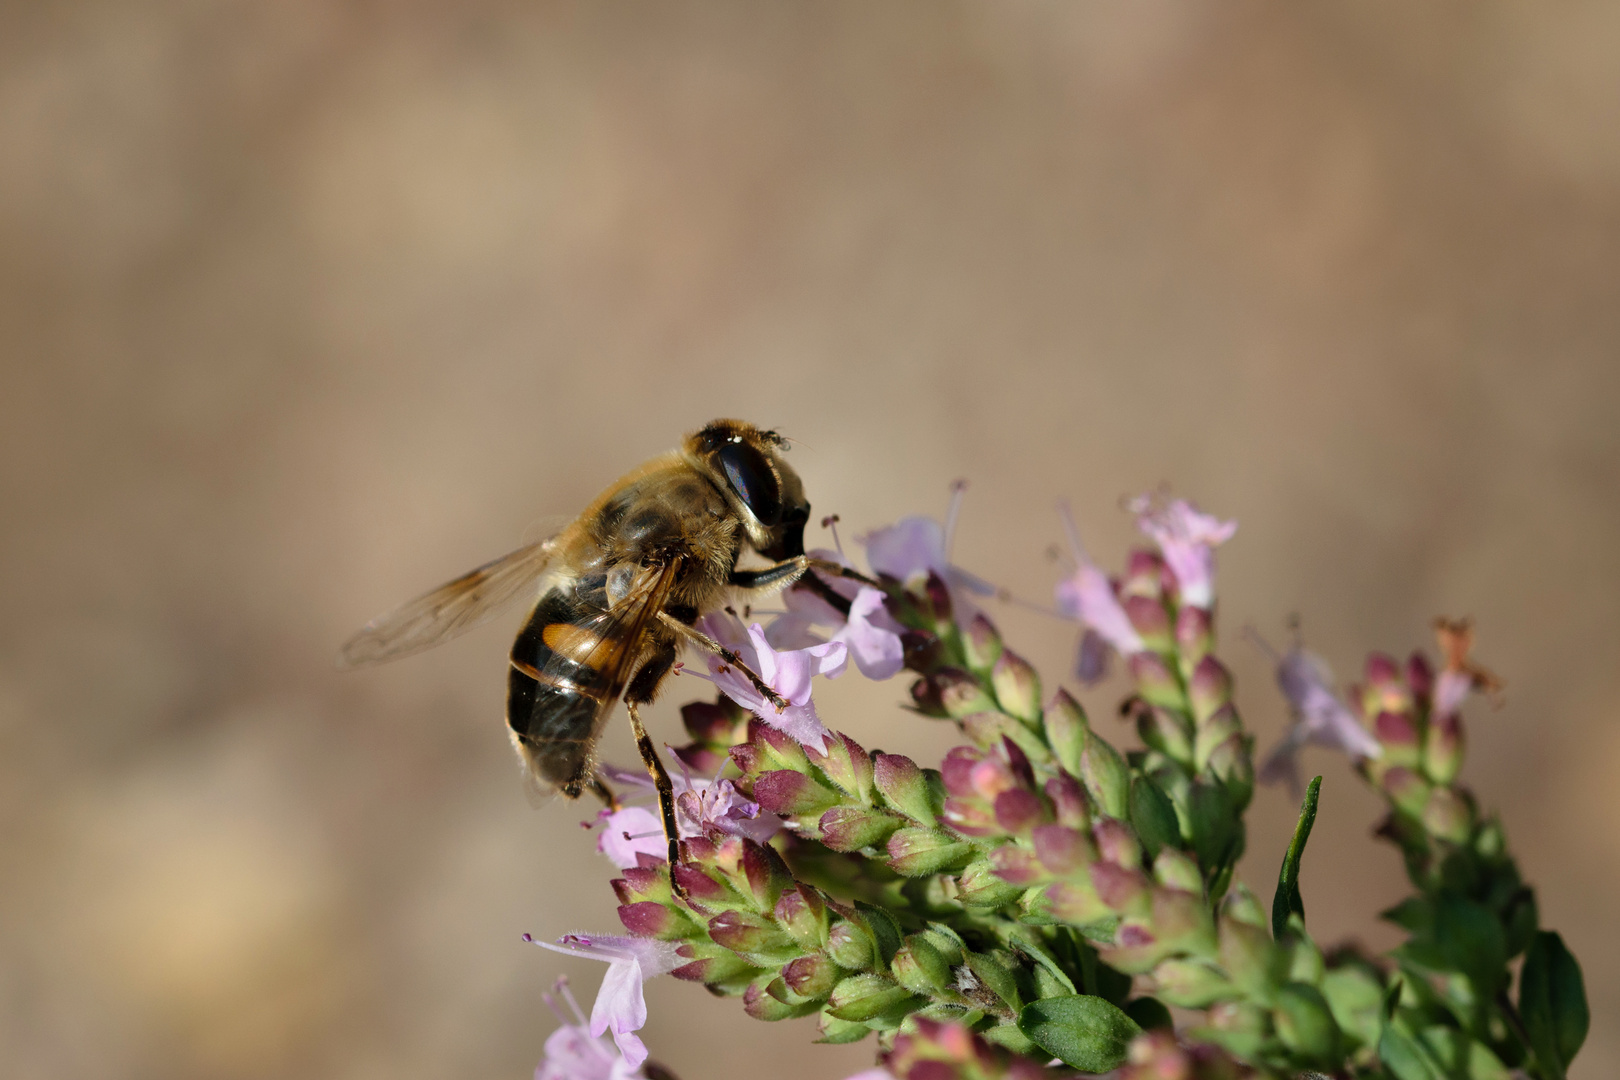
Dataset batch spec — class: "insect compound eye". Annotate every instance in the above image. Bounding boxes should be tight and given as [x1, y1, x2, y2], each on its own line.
[715, 440, 783, 526]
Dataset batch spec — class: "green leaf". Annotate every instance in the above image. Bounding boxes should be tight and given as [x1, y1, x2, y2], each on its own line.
[1520, 931, 1589, 1080]
[1418, 1026, 1511, 1080]
[1129, 774, 1181, 859]
[1272, 775, 1322, 939]
[1399, 894, 1507, 996]
[1124, 996, 1173, 1031]
[1018, 994, 1143, 1072]
[1379, 1023, 1446, 1080]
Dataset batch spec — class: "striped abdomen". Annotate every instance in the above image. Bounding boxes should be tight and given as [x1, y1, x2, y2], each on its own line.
[507, 577, 620, 795]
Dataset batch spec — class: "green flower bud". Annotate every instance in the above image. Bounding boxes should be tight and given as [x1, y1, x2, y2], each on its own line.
[809, 732, 875, 804]
[815, 1009, 870, 1044]
[1045, 689, 1089, 777]
[1193, 705, 1241, 768]
[1423, 711, 1464, 785]
[1218, 915, 1280, 996]
[962, 614, 1003, 673]
[991, 650, 1042, 725]
[745, 974, 820, 1020]
[739, 840, 793, 912]
[873, 753, 938, 826]
[826, 972, 918, 1022]
[1202, 733, 1254, 810]
[1152, 887, 1217, 953]
[818, 805, 906, 852]
[957, 857, 1026, 909]
[752, 769, 843, 817]
[1374, 709, 1422, 768]
[1136, 706, 1194, 765]
[963, 950, 1024, 1013]
[1187, 656, 1233, 725]
[937, 667, 996, 719]
[774, 885, 829, 949]
[960, 710, 1053, 765]
[1129, 652, 1186, 711]
[671, 944, 764, 993]
[1080, 730, 1131, 819]
[1381, 766, 1430, 817]
[782, 953, 842, 1000]
[1152, 957, 1236, 1008]
[1421, 786, 1473, 844]
[1273, 982, 1341, 1066]
[1175, 605, 1214, 669]
[708, 909, 796, 964]
[1221, 883, 1268, 929]
[887, 827, 975, 877]
[891, 935, 954, 996]
[1151, 848, 1203, 893]
[1035, 879, 1112, 926]
[1197, 1000, 1271, 1060]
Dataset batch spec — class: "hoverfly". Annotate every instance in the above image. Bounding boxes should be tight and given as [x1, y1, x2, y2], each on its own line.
[340, 419, 871, 874]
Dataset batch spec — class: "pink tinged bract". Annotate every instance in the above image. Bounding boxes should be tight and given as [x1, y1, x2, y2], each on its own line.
[530, 934, 683, 1069]
[1129, 494, 1237, 609]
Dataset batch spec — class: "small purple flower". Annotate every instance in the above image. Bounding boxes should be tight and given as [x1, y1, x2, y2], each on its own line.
[592, 766, 782, 866]
[535, 977, 647, 1080]
[675, 776, 783, 845]
[1129, 493, 1237, 609]
[1252, 631, 1383, 794]
[689, 613, 844, 752]
[595, 804, 667, 869]
[528, 933, 684, 1069]
[860, 482, 995, 620]
[1053, 502, 1144, 683]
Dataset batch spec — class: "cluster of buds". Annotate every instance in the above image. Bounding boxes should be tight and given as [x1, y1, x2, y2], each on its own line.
[865, 1019, 1054, 1080]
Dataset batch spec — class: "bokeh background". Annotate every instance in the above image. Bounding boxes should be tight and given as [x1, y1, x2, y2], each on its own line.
[3, 3, 1618, 1078]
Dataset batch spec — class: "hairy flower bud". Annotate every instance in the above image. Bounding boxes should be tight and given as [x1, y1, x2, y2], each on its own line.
[937, 667, 996, 719]
[1129, 651, 1183, 711]
[962, 614, 1004, 673]
[745, 975, 819, 1021]
[809, 732, 875, 804]
[1218, 914, 1279, 996]
[1137, 706, 1195, 766]
[826, 972, 917, 1022]
[1152, 848, 1203, 893]
[774, 885, 828, 949]
[1037, 878, 1112, 925]
[1045, 772, 1090, 829]
[1152, 957, 1236, 1008]
[1188, 656, 1233, 725]
[1423, 711, 1464, 784]
[752, 770, 841, 817]
[888, 826, 976, 876]
[1421, 786, 1473, 843]
[708, 909, 794, 962]
[1374, 709, 1421, 767]
[873, 753, 938, 826]
[1221, 883, 1267, 929]
[1080, 730, 1131, 819]
[1045, 689, 1089, 777]
[782, 953, 841, 1000]
[991, 651, 1042, 725]
[825, 921, 876, 972]
[1124, 596, 1173, 652]
[1176, 605, 1215, 668]
[892, 935, 954, 996]
[1095, 817, 1143, 869]
[819, 805, 906, 852]
[957, 858, 1027, 908]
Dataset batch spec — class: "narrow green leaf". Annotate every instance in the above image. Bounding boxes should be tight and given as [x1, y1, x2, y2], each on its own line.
[1378, 1022, 1446, 1080]
[1018, 994, 1143, 1072]
[1520, 931, 1589, 1079]
[1129, 774, 1181, 859]
[1272, 775, 1322, 939]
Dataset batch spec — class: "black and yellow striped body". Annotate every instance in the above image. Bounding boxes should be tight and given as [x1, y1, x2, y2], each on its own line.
[507, 576, 617, 795]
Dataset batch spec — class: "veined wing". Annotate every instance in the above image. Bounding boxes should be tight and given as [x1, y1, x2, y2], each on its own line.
[339, 537, 558, 668]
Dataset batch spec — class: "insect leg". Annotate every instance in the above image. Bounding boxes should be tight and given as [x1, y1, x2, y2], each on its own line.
[729, 555, 879, 592]
[586, 772, 620, 810]
[624, 701, 685, 899]
[655, 612, 791, 712]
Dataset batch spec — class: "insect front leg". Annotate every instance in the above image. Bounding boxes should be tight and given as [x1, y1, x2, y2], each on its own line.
[655, 612, 791, 712]
[730, 556, 880, 617]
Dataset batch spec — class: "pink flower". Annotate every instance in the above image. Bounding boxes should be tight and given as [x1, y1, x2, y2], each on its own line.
[528, 933, 684, 1069]
[1252, 631, 1382, 794]
[832, 586, 906, 680]
[860, 482, 995, 621]
[689, 613, 845, 752]
[1129, 494, 1237, 609]
[1053, 502, 1144, 683]
[592, 767, 783, 867]
[535, 977, 647, 1080]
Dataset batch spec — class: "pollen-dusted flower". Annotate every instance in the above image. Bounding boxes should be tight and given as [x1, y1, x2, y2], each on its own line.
[535, 977, 649, 1080]
[1128, 493, 1237, 610]
[1252, 632, 1382, 794]
[688, 612, 845, 753]
[527, 933, 684, 1069]
[1054, 502, 1144, 683]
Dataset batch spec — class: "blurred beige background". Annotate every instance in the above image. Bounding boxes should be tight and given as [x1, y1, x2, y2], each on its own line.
[3, 3, 1618, 1079]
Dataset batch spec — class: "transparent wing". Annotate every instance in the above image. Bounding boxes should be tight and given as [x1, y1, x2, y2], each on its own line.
[339, 537, 558, 668]
[534, 558, 682, 713]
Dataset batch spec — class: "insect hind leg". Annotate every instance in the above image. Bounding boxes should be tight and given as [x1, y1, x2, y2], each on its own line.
[623, 645, 689, 901]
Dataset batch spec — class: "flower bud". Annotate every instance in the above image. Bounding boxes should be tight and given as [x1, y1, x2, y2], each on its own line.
[740, 840, 792, 911]
[1122, 548, 1168, 599]
[782, 953, 841, 1000]
[1187, 656, 1233, 725]
[671, 860, 732, 905]
[1374, 710, 1421, 767]
[1090, 862, 1151, 915]
[1152, 848, 1203, 893]
[961, 711, 1053, 765]
[1124, 596, 1173, 652]
[1218, 915, 1279, 995]
[909, 674, 949, 717]
[1421, 786, 1472, 844]
[1129, 775, 1181, 860]
[1204, 1000, 1270, 1060]
[825, 921, 876, 971]
[617, 901, 690, 940]
[957, 858, 1026, 908]
[1381, 766, 1430, 817]
[614, 865, 673, 905]
[991, 651, 1042, 725]
[1045, 772, 1090, 829]
[775, 885, 828, 949]
[1193, 705, 1241, 769]
[826, 972, 916, 1022]
[1099, 920, 1160, 975]
[819, 805, 906, 852]
[1175, 605, 1214, 668]
[901, 629, 942, 673]
[752, 770, 841, 817]
[745, 975, 819, 1021]
[1406, 650, 1434, 703]
[1079, 730, 1131, 819]
[942, 796, 1000, 837]
[994, 788, 1048, 835]
[1032, 822, 1095, 875]
[1273, 983, 1341, 1066]
[1284, 930, 1323, 986]
[923, 570, 954, 627]
[1221, 883, 1267, 929]
[708, 909, 793, 961]
[1423, 711, 1464, 785]
[671, 943, 758, 988]
[809, 732, 875, 803]
[891, 935, 954, 996]
[1044, 689, 1089, 777]
[988, 844, 1047, 886]
[1128, 651, 1183, 711]
[1152, 957, 1235, 1008]
[1153, 887, 1217, 952]
[816, 1009, 870, 1044]
[749, 719, 812, 771]
[962, 614, 1003, 673]
[682, 699, 739, 745]
[1036, 879, 1111, 925]
[1094, 818, 1142, 869]
[937, 667, 997, 719]
[887, 827, 975, 877]
[1136, 706, 1194, 764]
[1202, 734, 1254, 810]
[873, 753, 938, 826]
